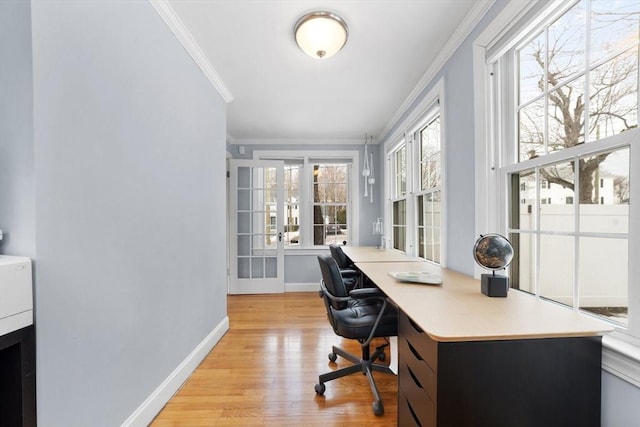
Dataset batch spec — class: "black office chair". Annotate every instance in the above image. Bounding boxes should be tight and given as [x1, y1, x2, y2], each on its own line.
[329, 243, 360, 289]
[314, 254, 398, 415]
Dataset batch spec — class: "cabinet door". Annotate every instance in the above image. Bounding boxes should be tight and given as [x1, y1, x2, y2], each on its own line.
[436, 337, 603, 427]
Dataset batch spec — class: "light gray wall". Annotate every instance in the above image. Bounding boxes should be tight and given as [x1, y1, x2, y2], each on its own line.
[380, 3, 509, 276]
[284, 254, 320, 284]
[29, 1, 227, 425]
[0, 0, 35, 258]
[602, 371, 640, 426]
[229, 143, 382, 284]
[439, 35, 478, 275]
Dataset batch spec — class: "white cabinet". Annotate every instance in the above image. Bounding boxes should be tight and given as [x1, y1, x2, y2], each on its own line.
[0, 255, 33, 336]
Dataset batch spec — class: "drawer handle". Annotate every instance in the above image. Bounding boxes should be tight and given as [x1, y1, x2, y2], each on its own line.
[407, 364, 424, 390]
[408, 316, 424, 333]
[406, 396, 423, 427]
[408, 341, 424, 362]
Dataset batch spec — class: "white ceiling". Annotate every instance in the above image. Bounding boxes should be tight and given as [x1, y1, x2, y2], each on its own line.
[166, 0, 490, 144]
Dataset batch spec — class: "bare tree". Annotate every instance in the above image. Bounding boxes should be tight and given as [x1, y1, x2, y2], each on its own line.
[313, 165, 324, 244]
[521, 7, 638, 203]
[614, 175, 630, 203]
[420, 117, 441, 191]
[313, 164, 348, 245]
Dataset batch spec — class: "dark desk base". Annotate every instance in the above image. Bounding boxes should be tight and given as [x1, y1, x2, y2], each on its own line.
[398, 311, 602, 427]
[0, 325, 36, 427]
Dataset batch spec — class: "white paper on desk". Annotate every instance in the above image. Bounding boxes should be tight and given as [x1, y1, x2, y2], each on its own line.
[388, 271, 442, 285]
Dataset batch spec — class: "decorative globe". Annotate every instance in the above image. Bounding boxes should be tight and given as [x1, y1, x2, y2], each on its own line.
[473, 234, 514, 271]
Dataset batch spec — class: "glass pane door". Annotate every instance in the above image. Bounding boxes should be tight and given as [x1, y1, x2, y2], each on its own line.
[229, 160, 284, 294]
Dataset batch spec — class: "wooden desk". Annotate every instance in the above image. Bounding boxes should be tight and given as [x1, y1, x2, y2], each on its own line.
[341, 246, 422, 263]
[356, 260, 613, 427]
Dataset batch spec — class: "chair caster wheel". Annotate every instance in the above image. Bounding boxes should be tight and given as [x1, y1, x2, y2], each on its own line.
[315, 383, 326, 395]
[328, 352, 337, 363]
[373, 400, 384, 416]
[378, 352, 386, 361]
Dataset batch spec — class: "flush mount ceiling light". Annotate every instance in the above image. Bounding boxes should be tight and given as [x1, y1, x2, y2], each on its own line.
[294, 11, 348, 59]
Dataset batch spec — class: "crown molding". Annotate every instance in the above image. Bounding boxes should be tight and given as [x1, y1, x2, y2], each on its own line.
[378, 0, 495, 145]
[149, 0, 234, 103]
[229, 137, 376, 146]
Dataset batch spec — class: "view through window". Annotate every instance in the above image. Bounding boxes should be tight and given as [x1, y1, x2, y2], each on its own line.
[391, 145, 407, 251]
[312, 164, 349, 246]
[283, 164, 301, 245]
[256, 151, 355, 248]
[387, 97, 443, 261]
[504, 0, 637, 326]
[417, 116, 442, 262]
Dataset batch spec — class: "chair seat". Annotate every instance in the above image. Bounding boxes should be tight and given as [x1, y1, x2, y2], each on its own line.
[330, 300, 398, 339]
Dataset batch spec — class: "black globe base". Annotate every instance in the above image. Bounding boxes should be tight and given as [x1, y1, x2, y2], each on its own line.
[481, 273, 508, 297]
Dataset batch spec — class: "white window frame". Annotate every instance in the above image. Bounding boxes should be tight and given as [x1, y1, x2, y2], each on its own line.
[388, 139, 409, 252]
[384, 79, 447, 266]
[253, 150, 360, 250]
[412, 113, 443, 264]
[473, 0, 640, 384]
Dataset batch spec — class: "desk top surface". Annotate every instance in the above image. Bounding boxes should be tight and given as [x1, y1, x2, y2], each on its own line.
[355, 258, 613, 342]
[341, 246, 422, 263]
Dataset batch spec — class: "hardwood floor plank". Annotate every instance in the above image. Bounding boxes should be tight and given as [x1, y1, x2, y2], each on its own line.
[151, 293, 398, 426]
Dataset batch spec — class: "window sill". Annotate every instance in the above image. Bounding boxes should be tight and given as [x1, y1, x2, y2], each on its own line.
[283, 247, 331, 256]
[602, 335, 640, 387]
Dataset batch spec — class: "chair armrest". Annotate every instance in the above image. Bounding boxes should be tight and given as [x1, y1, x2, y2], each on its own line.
[319, 280, 352, 304]
[349, 288, 383, 299]
[340, 268, 359, 278]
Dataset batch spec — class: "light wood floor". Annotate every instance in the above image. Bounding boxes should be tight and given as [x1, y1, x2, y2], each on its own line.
[151, 292, 398, 426]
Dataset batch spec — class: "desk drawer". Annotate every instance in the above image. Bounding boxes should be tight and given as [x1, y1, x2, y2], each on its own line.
[399, 335, 437, 399]
[399, 360, 436, 426]
[398, 390, 423, 427]
[399, 310, 437, 371]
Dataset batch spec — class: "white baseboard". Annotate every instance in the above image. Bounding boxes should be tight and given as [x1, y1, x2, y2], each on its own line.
[121, 316, 230, 427]
[285, 282, 320, 292]
[603, 335, 640, 388]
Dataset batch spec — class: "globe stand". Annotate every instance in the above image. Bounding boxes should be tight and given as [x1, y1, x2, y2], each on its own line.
[481, 271, 509, 297]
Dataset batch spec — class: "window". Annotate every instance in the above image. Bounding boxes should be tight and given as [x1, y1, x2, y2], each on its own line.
[385, 81, 444, 263]
[391, 144, 407, 251]
[254, 150, 358, 248]
[312, 164, 349, 245]
[284, 164, 301, 244]
[416, 116, 442, 263]
[490, 0, 638, 332]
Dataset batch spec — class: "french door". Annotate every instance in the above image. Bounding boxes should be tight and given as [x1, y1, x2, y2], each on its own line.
[229, 160, 284, 294]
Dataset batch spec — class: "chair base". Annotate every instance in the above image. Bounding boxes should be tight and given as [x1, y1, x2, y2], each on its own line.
[314, 343, 395, 416]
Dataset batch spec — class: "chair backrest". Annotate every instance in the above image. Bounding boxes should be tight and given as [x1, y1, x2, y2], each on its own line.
[329, 244, 350, 269]
[317, 254, 349, 308]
